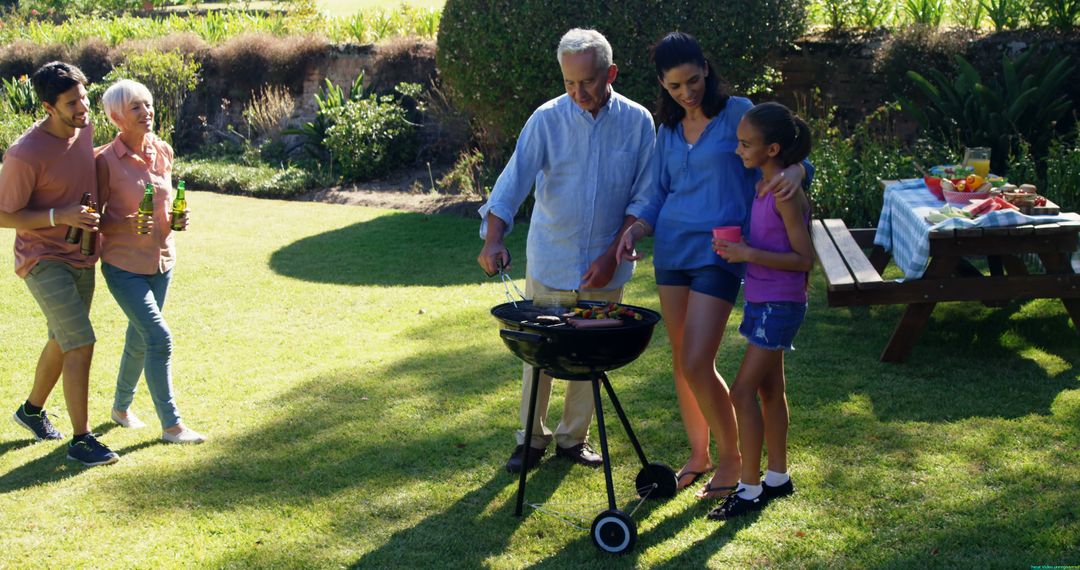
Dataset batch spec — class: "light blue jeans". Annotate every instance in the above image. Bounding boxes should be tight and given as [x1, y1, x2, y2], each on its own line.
[102, 262, 181, 428]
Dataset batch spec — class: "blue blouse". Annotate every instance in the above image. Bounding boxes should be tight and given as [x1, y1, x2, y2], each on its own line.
[638, 96, 812, 275]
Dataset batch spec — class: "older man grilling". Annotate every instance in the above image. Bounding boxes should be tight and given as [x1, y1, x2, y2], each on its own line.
[477, 28, 657, 473]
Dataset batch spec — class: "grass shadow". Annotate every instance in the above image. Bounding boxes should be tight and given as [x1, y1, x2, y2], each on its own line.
[792, 276, 1080, 423]
[267, 211, 527, 287]
[0, 423, 119, 493]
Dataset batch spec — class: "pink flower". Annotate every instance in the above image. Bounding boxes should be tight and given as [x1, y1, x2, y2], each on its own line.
[30, 9, 39, 16]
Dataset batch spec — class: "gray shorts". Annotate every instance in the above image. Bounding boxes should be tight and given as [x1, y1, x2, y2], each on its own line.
[24, 260, 96, 351]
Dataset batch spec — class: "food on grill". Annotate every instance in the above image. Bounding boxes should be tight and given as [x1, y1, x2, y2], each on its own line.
[567, 318, 623, 329]
[568, 303, 645, 321]
[535, 315, 563, 324]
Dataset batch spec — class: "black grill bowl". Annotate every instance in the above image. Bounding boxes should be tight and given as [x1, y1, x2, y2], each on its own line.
[491, 301, 661, 380]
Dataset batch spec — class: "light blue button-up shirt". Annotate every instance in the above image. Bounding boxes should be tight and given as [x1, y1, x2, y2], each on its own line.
[479, 89, 657, 291]
[638, 96, 813, 276]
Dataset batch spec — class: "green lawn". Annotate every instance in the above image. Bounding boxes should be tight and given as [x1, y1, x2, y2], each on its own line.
[0, 193, 1077, 568]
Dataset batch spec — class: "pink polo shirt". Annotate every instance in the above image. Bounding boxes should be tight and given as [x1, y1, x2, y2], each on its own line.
[0, 121, 98, 277]
[98, 134, 176, 275]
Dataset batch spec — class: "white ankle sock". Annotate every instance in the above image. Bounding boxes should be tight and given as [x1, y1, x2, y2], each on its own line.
[737, 483, 763, 500]
[764, 470, 790, 487]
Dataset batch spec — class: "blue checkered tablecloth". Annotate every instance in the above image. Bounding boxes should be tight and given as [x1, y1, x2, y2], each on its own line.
[873, 179, 1080, 279]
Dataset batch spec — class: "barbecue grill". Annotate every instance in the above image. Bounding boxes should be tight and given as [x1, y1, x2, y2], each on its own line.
[491, 299, 677, 555]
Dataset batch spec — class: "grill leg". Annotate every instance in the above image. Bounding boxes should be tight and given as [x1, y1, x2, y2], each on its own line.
[591, 375, 617, 511]
[515, 367, 542, 516]
[600, 373, 650, 469]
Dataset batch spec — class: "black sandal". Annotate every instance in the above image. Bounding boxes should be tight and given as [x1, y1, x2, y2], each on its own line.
[675, 466, 713, 491]
[695, 483, 738, 500]
[706, 490, 766, 520]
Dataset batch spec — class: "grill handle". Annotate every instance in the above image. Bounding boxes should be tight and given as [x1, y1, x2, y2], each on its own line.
[499, 329, 548, 344]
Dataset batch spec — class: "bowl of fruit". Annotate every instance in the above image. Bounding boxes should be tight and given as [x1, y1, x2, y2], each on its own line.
[925, 165, 974, 200]
[941, 174, 992, 206]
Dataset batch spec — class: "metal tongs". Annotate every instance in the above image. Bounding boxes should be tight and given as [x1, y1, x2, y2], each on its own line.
[488, 251, 526, 307]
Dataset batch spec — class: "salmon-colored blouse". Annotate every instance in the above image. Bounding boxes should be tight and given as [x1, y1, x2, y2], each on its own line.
[98, 134, 176, 275]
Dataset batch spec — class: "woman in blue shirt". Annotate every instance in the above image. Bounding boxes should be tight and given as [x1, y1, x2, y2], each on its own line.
[619, 32, 808, 501]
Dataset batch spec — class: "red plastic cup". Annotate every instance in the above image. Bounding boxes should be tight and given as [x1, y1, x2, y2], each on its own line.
[712, 226, 742, 243]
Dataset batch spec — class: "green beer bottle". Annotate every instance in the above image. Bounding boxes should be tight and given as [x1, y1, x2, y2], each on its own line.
[65, 192, 91, 244]
[170, 180, 186, 231]
[80, 198, 97, 256]
[137, 182, 154, 235]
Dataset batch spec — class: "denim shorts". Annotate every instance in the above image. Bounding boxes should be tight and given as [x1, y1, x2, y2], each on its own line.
[654, 266, 741, 304]
[739, 301, 806, 351]
[24, 260, 96, 351]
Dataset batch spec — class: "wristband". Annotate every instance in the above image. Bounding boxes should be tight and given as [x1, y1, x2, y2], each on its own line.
[49, 208, 55, 227]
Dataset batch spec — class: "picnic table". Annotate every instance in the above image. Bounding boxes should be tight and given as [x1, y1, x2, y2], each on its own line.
[811, 179, 1080, 362]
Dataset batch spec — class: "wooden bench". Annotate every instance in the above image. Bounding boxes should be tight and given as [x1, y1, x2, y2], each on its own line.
[811, 218, 1080, 362]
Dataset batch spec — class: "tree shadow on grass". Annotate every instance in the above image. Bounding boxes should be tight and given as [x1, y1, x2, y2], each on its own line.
[792, 283, 1079, 423]
[0, 423, 154, 494]
[267, 211, 527, 287]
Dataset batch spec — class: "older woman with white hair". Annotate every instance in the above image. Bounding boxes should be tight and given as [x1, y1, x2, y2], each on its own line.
[96, 79, 204, 444]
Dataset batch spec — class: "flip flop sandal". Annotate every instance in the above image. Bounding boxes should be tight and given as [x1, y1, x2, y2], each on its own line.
[675, 467, 713, 491]
[695, 483, 739, 500]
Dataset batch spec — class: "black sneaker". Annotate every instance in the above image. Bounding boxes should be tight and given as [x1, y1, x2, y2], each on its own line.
[505, 444, 546, 473]
[707, 489, 766, 521]
[555, 442, 603, 468]
[13, 404, 63, 441]
[762, 478, 794, 500]
[67, 434, 119, 467]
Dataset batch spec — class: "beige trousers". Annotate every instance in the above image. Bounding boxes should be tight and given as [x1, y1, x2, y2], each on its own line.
[516, 274, 623, 449]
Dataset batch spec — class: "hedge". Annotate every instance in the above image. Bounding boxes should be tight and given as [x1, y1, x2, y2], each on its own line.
[437, 0, 809, 149]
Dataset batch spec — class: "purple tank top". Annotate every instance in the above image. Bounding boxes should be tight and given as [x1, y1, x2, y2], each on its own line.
[744, 191, 809, 303]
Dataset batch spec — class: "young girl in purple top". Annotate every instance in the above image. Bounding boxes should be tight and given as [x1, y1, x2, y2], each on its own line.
[711, 101, 814, 519]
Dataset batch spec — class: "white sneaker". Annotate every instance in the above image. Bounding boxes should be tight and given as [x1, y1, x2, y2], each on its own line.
[111, 409, 147, 429]
[161, 426, 206, 444]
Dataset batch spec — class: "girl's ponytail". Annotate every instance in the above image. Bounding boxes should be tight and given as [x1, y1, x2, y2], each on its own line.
[781, 115, 812, 167]
[743, 102, 812, 167]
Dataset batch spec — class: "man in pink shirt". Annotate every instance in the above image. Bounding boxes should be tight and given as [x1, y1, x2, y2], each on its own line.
[0, 61, 119, 466]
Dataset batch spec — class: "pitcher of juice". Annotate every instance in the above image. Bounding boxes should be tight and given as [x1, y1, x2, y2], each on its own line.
[963, 147, 991, 178]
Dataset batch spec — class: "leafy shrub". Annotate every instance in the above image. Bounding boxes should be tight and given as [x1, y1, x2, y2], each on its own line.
[284, 73, 368, 163]
[903, 0, 947, 25]
[981, 0, 1026, 30]
[1, 75, 37, 113]
[0, 109, 38, 157]
[102, 49, 200, 144]
[897, 51, 1074, 175]
[855, 0, 896, 28]
[437, 0, 809, 149]
[323, 87, 420, 181]
[1037, 0, 1080, 31]
[1044, 132, 1080, 211]
[951, 0, 988, 28]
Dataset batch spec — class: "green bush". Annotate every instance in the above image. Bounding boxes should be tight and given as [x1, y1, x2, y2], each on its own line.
[897, 51, 1074, 176]
[100, 49, 201, 145]
[0, 109, 37, 157]
[437, 0, 808, 149]
[324, 88, 419, 181]
[1045, 132, 1080, 211]
[804, 93, 953, 227]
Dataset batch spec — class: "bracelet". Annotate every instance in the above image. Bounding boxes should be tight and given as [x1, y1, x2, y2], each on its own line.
[48, 208, 55, 227]
[632, 220, 648, 236]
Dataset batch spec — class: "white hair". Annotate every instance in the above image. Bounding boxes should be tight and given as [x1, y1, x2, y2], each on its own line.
[101, 79, 153, 129]
[556, 28, 612, 71]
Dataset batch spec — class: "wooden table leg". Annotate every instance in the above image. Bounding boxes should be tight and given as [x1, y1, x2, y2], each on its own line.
[881, 302, 937, 362]
[879, 255, 959, 363]
[1038, 251, 1080, 334]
